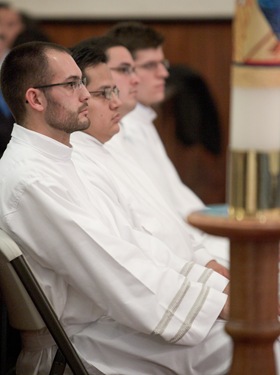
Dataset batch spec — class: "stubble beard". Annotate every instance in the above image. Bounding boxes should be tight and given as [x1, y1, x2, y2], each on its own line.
[44, 95, 90, 134]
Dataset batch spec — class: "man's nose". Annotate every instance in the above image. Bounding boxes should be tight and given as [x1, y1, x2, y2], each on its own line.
[81, 85, 90, 101]
[110, 93, 122, 109]
[158, 63, 169, 78]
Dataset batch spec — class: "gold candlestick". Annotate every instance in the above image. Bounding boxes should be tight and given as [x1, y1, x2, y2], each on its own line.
[228, 150, 280, 220]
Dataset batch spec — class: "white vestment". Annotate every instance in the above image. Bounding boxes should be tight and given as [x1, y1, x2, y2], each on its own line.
[72, 131, 214, 267]
[107, 103, 204, 218]
[0, 125, 233, 375]
[107, 103, 229, 264]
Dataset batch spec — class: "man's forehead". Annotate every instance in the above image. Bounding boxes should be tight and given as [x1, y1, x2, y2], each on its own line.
[134, 47, 164, 61]
[107, 46, 134, 64]
[0, 8, 20, 21]
[46, 50, 82, 78]
[46, 50, 75, 67]
[86, 63, 113, 84]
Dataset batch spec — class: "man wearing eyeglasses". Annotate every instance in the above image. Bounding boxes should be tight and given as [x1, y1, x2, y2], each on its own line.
[105, 22, 207, 216]
[0, 41, 232, 375]
[106, 22, 229, 267]
[70, 42, 233, 375]
[71, 35, 229, 276]
[71, 35, 140, 119]
[71, 40, 226, 271]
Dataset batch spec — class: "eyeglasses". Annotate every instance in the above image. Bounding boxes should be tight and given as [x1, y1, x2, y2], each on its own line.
[110, 65, 136, 76]
[34, 77, 86, 91]
[89, 86, 120, 100]
[135, 59, 170, 71]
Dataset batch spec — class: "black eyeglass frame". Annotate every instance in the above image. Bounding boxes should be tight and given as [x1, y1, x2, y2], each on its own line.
[33, 77, 86, 90]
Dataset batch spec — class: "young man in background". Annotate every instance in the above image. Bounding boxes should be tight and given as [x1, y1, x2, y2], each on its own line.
[106, 22, 229, 264]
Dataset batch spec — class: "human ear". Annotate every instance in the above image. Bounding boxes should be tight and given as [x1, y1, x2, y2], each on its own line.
[25, 88, 45, 112]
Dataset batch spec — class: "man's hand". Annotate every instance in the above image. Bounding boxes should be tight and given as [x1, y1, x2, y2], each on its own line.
[219, 284, 230, 320]
[206, 259, 230, 279]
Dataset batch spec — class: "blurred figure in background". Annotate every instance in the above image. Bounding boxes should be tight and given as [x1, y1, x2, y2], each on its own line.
[0, 2, 23, 63]
[0, 3, 24, 157]
[12, 11, 51, 47]
[107, 21, 229, 264]
[107, 21, 204, 219]
[0, 3, 50, 157]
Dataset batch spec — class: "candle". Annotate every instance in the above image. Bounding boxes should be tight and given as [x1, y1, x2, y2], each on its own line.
[230, 86, 280, 150]
[228, 0, 280, 218]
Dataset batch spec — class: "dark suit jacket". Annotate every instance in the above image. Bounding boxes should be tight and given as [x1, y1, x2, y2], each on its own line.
[0, 112, 14, 157]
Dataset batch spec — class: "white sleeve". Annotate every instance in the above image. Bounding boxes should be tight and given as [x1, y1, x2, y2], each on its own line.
[3, 179, 228, 346]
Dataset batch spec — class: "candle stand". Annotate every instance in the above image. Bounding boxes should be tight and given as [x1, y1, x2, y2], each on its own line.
[188, 206, 280, 375]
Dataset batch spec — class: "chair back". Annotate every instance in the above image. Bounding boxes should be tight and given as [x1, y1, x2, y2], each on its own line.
[0, 230, 44, 330]
[0, 229, 104, 375]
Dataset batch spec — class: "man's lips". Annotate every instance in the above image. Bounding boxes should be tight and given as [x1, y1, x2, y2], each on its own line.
[79, 105, 89, 115]
[154, 82, 165, 90]
[129, 89, 138, 95]
[112, 113, 121, 123]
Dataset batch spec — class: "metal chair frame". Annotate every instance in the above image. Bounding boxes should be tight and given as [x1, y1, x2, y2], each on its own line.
[0, 229, 105, 375]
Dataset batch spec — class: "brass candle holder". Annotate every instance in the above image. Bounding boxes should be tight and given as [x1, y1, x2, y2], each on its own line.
[228, 149, 280, 221]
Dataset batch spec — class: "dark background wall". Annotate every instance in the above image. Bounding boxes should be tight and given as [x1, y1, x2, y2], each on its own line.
[39, 19, 233, 204]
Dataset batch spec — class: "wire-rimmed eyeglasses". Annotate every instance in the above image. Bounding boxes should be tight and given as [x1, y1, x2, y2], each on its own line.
[110, 65, 136, 76]
[88, 86, 120, 100]
[135, 59, 170, 71]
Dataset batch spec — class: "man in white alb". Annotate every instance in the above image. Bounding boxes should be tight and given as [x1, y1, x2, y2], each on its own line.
[70, 42, 235, 374]
[72, 33, 229, 267]
[0, 41, 233, 375]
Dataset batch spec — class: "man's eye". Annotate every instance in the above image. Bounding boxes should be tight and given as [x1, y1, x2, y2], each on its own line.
[95, 91, 106, 98]
[119, 67, 129, 74]
[144, 63, 156, 69]
[68, 82, 77, 89]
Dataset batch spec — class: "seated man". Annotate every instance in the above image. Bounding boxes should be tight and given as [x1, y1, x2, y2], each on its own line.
[106, 21, 228, 262]
[72, 35, 229, 267]
[70, 44, 232, 374]
[106, 21, 204, 219]
[0, 41, 232, 375]
[71, 39, 228, 276]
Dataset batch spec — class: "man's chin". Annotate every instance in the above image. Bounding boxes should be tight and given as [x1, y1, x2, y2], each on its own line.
[77, 119, 90, 131]
[81, 117, 90, 130]
[150, 90, 165, 105]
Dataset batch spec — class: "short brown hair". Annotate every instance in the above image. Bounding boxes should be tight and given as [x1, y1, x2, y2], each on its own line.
[107, 21, 164, 58]
[0, 41, 70, 124]
[71, 42, 108, 74]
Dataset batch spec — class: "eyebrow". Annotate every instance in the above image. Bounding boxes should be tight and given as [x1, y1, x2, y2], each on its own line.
[117, 63, 132, 66]
[111, 63, 132, 67]
[63, 75, 82, 82]
[141, 59, 160, 63]
[90, 84, 114, 91]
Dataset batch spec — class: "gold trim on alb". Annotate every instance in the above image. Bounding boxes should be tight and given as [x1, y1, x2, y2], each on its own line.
[228, 150, 280, 221]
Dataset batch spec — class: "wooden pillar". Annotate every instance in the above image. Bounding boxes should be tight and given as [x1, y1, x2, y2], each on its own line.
[188, 207, 280, 375]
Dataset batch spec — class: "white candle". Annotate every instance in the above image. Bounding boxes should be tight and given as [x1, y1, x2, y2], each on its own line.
[230, 86, 280, 150]
[228, 0, 280, 216]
